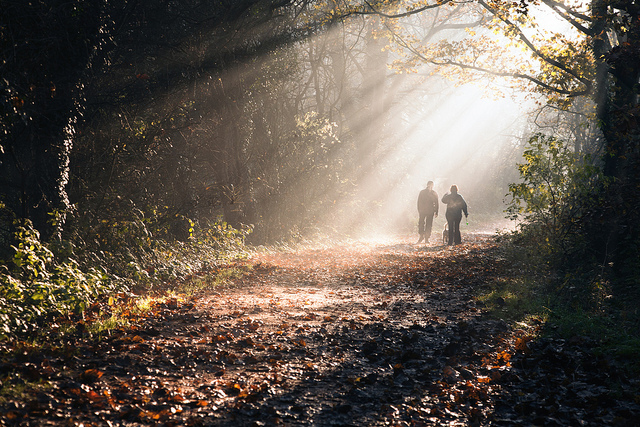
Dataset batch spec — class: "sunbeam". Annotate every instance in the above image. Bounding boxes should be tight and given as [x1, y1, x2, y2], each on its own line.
[315, 68, 530, 240]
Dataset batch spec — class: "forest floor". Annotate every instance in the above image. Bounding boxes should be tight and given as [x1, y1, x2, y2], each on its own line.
[2, 233, 640, 426]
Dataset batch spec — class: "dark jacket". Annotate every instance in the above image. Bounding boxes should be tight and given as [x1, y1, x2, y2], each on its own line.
[417, 189, 439, 214]
[441, 192, 468, 218]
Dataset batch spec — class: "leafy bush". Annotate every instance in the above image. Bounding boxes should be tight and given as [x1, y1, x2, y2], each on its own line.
[0, 206, 253, 338]
[506, 134, 576, 235]
[135, 218, 253, 293]
[0, 221, 122, 338]
[505, 133, 607, 260]
[76, 206, 253, 292]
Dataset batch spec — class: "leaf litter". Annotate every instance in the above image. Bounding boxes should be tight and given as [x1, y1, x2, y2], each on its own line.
[1, 234, 639, 426]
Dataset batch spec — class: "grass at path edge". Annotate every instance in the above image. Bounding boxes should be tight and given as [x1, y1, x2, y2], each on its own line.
[474, 239, 640, 377]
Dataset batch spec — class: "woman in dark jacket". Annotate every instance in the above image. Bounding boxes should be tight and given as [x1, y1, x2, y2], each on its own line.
[441, 185, 468, 245]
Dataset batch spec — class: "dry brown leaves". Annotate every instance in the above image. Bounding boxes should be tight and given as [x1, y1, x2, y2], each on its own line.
[1, 234, 639, 426]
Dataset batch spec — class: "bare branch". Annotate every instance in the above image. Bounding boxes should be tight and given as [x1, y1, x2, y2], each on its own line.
[431, 59, 590, 96]
[359, 0, 456, 18]
[540, 0, 594, 35]
[383, 8, 588, 98]
[540, 0, 591, 23]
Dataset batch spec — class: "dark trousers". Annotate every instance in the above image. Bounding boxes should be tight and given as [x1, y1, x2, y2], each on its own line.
[446, 214, 462, 245]
[418, 212, 435, 239]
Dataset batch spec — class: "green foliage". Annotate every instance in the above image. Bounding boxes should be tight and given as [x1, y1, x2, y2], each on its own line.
[476, 251, 640, 374]
[194, 219, 253, 257]
[78, 208, 253, 294]
[248, 108, 354, 242]
[505, 133, 607, 257]
[476, 275, 550, 325]
[0, 221, 122, 338]
[503, 133, 618, 316]
[506, 133, 576, 229]
[142, 218, 252, 290]
[501, 132, 640, 372]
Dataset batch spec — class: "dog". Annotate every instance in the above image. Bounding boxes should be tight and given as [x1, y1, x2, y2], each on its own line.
[442, 223, 448, 245]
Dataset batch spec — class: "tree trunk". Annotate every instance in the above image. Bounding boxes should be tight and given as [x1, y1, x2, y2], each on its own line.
[0, 0, 106, 240]
[590, 0, 640, 280]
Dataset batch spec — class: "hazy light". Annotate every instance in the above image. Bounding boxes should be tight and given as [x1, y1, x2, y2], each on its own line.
[315, 67, 532, 239]
[529, 3, 581, 38]
[196, 10, 541, 242]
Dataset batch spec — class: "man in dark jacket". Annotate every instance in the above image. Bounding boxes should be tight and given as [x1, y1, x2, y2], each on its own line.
[416, 181, 438, 244]
[441, 184, 468, 245]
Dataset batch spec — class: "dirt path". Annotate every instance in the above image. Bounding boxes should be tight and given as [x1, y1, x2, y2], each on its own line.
[2, 235, 639, 426]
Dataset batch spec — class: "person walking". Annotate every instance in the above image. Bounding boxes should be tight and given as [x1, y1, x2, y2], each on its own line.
[416, 181, 438, 244]
[441, 184, 468, 246]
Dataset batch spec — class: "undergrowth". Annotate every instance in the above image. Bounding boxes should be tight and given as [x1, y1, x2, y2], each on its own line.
[487, 132, 640, 374]
[478, 233, 640, 375]
[0, 222, 120, 338]
[0, 217, 252, 341]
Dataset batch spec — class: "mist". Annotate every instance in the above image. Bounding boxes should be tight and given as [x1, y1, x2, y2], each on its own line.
[262, 30, 535, 242]
[195, 13, 540, 243]
[57, 2, 540, 245]
[330, 79, 530, 238]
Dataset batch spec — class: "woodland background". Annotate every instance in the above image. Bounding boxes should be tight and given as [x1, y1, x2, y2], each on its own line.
[1, 0, 639, 343]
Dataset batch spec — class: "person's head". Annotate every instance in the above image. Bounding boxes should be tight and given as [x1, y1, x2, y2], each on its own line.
[450, 184, 458, 194]
[427, 180, 434, 190]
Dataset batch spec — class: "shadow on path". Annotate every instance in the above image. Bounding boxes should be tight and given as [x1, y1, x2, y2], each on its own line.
[2, 237, 639, 425]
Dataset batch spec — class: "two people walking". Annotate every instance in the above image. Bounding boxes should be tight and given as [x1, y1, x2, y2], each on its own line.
[417, 182, 468, 246]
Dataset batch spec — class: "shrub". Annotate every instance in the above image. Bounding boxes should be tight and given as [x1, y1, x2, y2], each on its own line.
[0, 221, 122, 338]
[505, 133, 607, 261]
